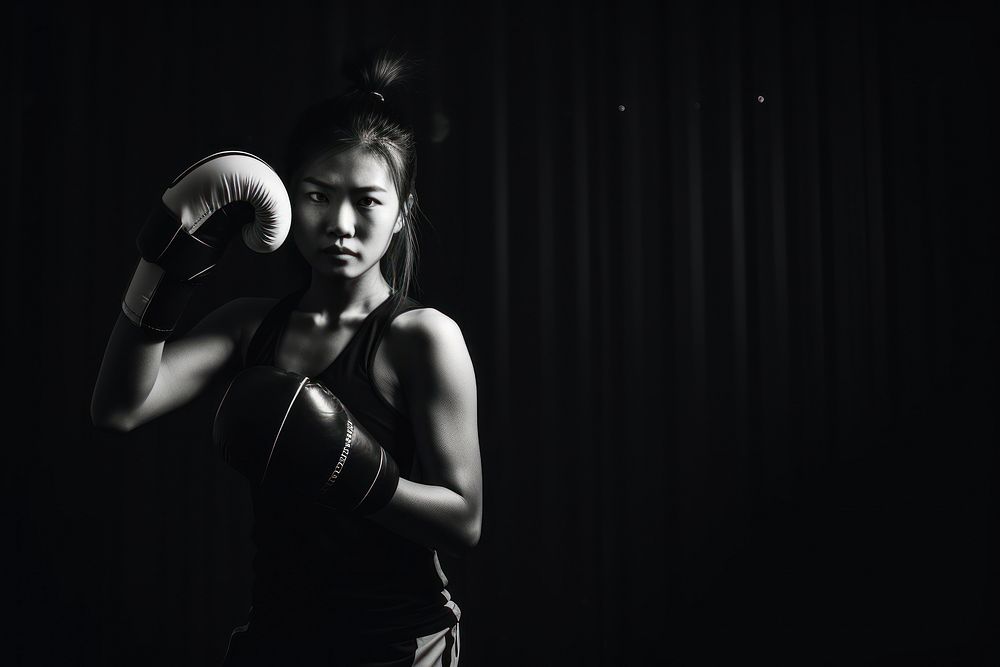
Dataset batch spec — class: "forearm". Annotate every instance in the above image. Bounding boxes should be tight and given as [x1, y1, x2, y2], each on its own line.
[91, 311, 164, 427]
[366, 478, 475, 557]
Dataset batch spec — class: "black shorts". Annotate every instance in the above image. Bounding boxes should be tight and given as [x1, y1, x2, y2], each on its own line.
[222, 608, 461, 666]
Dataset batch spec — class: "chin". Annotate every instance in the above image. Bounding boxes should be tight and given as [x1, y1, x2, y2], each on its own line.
[317, 266, 355, 279]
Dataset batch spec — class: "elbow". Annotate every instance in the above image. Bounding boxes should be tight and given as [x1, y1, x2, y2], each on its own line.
[440, 515, 481, 558]
[90, 391, 138, 433]
[467, 518, 481, 550]
[93, 416, 134, 434]
[90, 404, 134, 433]
[459, 513, 482, 554]
[443, 533, 478, 559]
[464, 495, 482, 550]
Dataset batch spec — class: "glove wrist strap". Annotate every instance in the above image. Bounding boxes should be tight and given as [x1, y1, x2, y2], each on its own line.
[354, 450, 401, 516]
[121, 258, 196, 339]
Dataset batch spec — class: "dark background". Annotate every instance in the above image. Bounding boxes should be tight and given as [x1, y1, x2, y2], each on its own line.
[5, 0, 996, 664]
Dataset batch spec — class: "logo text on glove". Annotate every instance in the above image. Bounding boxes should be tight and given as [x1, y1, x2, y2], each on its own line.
[324, 419, 354, 490]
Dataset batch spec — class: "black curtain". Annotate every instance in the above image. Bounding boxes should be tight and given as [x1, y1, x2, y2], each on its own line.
[6, 0, 995, 664]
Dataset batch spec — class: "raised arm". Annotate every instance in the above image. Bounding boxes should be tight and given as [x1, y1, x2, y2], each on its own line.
[90, 298, 258, 432]
[90, 150, 290, 432]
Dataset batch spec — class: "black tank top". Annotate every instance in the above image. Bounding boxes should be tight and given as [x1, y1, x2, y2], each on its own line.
[239, 287, 462, 643]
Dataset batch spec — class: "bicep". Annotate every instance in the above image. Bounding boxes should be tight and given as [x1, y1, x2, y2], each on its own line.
[400, 314, 482, 511]
[132, 298, 253, 428]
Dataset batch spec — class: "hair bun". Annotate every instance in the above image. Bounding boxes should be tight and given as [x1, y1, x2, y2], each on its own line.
[342, 47, 418, 99]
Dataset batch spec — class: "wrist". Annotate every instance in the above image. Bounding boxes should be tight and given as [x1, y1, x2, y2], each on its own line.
[121, 257, 196, 338]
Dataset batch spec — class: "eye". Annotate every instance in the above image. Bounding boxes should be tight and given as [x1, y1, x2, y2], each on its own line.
[357, 197, 379, 209]
[306, 191, 328, 203]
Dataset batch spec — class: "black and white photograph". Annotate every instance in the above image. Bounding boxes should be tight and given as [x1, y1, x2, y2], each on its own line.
[5, 0, 995, 664]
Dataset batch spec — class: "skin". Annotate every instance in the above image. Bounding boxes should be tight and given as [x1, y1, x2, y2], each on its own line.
[90, 145, 482, 558]
[290, 146, 405, 319]
[287, 146, 483, 557]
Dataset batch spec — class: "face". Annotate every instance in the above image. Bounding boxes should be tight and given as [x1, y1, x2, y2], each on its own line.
[291, 145, 405, 282]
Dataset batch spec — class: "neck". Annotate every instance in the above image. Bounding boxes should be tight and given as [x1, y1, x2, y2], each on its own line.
[296, 267, 393, 323]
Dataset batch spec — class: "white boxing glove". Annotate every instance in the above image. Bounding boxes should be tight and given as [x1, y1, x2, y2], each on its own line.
[121, 150, 291, 338]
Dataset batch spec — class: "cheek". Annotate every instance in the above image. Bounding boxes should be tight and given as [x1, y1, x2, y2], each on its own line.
[290, 214, 316, 253]
[377, 209, 401, 236]
[292, 203, 324, 231]
[290, 222, 304, 247]
[293, 201, 318, 225]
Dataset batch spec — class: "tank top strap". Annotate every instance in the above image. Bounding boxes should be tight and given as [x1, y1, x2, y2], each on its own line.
[357, 293, 427, 378]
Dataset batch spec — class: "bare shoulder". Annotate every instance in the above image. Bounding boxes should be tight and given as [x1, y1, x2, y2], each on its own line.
[388, 307, 465, 346]
[383, 307, 471, 375]
[224, 295, 282, 361]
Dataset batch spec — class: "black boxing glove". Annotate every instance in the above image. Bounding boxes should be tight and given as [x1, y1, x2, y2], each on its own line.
[213, 365, 400, 515]
[122, 151, 291, 339]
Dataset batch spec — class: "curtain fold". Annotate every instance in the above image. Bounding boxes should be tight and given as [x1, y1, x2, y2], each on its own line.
[7, 0, 992, 663]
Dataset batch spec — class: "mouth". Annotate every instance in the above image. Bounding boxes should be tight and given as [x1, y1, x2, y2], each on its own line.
[321, 246, 358, 257]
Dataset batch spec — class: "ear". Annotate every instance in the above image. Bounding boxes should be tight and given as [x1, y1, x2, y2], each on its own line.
[394, 193, 414, 233]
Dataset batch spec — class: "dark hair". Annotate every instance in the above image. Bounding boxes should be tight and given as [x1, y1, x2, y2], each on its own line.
[282, 48, 424, 300]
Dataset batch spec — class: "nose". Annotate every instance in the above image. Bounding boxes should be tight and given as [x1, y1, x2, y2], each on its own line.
[324, 199, 358, 238]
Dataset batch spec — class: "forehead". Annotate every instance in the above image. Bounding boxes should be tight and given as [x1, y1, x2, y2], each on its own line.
[300, 146, 391, 187]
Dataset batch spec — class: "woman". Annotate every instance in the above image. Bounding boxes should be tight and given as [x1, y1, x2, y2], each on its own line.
[91, 50, 481, 666]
